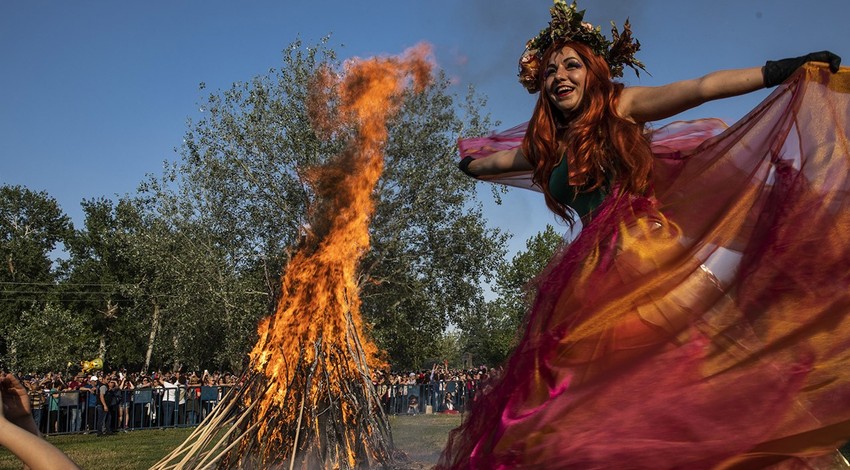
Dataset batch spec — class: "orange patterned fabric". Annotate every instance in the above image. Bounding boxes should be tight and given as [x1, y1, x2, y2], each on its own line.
[440, 64, 850, 469]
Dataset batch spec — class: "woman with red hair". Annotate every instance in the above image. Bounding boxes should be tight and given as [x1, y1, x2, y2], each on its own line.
[442, 1, 849, 468]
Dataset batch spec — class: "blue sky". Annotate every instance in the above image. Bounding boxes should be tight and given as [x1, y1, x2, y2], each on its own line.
[2, 0, 849, 256]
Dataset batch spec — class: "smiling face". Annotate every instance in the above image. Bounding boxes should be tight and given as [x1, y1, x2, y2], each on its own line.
[543, 46, 587, 117]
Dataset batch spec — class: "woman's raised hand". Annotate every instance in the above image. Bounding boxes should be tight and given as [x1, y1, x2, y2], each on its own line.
[0, 373, 36, 434]
[763, 51, 842, 87]
[0, 373, 80, 469]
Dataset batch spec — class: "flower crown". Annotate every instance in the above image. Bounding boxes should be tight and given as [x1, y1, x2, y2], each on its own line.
[519, 0, 646, 93]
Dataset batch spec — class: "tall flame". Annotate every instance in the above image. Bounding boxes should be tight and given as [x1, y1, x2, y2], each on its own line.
[153, 44, 433, 470]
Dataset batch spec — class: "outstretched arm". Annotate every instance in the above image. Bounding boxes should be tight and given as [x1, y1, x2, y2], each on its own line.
[618, 51, 841, 124]
[459, 147, 532, 177]
[618, 67, 764, 123]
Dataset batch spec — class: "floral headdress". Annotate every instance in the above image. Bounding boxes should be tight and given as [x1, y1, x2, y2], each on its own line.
[519, 0, 646, 93]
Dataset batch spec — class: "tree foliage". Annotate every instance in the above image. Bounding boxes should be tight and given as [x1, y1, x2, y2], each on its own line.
[8, 303, 94, 373]
[120, 190, 267, 372]
[461, 225, 564, 366]
[0, 184, 72, 368]
[3, 40, 510, 373]
[360, 71, 508, 370]
[60, 198, 137, 361]
[159, 39, 507, 371]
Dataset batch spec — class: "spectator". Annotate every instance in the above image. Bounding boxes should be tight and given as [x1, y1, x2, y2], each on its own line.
[463, 372, 476, 413]
[65, 375, 83, 433]
[442, 392, 458, 414]
[407, 395, 419, 415]
[176, 372, 187, 425]
[53, 372, 66, 389]
[94, 376, 111, 436]
[374, 372, 390, 412]
[117, 373, 134, 432]
[160, 374, 178, 427]
[24, 378, 45, 434]
[134, 376, 154, 428]
[201, 371, 217, 419]
[46, 384, 61, 435]
[79, 377, 98, 433]
[185, 375, 201, 425]
[104, 379, 121, 433]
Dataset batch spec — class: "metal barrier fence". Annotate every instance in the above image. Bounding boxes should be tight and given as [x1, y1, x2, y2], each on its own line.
[32, 386, 232, 436]
[32, 380, 478, 435]
[377, 381, 478, 415]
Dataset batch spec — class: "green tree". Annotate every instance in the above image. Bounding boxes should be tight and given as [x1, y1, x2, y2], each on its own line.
[362, 82, 508, 369]
[462, 225, 564, 365]
[61, 198, 138, 365]
[0, 185, 71, 369]
[163, 39, 506, 371]
[119, 189, 266, 373]
[8, 303, 94, 373]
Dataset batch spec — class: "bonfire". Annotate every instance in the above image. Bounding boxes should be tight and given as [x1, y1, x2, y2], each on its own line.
[152, 45, 432, 470]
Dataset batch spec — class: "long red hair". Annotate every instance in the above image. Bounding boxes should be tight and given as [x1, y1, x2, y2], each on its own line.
[521, 41, 654, 223]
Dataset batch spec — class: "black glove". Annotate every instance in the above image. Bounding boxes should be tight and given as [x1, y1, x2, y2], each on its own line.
[763, 51, 841, 87]
[458, 156, 477, 178]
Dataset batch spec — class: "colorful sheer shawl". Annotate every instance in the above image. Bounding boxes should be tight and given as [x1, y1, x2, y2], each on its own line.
[439, 64, 850, 469]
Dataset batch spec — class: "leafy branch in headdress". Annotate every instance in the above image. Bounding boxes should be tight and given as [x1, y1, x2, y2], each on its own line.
[527, 0, 609, 61]
[519, 0, 647, 92]
[607, 19, 647, 78]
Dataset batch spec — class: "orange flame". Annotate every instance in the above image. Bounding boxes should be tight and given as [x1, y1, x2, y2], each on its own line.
[244, 44, 433, 467]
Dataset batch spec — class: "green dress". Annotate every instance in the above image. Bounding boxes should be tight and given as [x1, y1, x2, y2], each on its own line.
[548, 156, 607, 219]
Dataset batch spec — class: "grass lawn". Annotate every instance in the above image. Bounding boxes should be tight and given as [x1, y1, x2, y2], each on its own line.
[0, 413, 462, 469]
[387, 414, 462, 468]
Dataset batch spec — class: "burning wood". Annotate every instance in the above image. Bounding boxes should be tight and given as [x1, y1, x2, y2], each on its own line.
[153, 45, 432, 470]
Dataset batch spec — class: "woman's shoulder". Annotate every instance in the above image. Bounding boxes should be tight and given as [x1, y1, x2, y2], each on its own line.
[613, 86, 642, 124]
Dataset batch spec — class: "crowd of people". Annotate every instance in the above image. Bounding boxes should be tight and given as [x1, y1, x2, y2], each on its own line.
[0, 363, 495, 470]
[17, 368, 239, 436]
[10, 363, 494, 437]
[372, 364, 500, 415]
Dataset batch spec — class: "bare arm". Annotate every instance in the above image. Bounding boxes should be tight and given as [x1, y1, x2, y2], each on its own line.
[617, 67, 765, 123]
[464, 147, 533, 176]
[0, 419, 79, 470]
